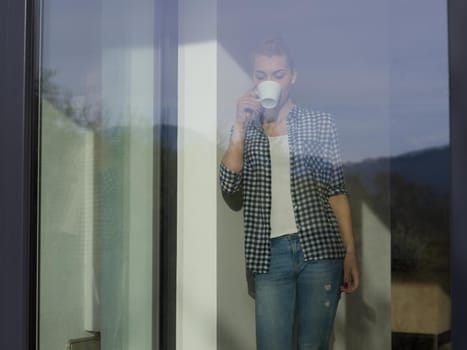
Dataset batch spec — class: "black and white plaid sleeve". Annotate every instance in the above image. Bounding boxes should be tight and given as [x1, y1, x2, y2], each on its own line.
[219, 162, 243, 194]
[326, 118, 348, 197]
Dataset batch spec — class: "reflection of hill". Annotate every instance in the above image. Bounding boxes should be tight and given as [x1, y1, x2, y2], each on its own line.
[344, 145, 449, 195]
[343, 146, 450, 290]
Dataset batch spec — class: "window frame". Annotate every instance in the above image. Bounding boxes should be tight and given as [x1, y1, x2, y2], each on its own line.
[0, 0, 40, 349]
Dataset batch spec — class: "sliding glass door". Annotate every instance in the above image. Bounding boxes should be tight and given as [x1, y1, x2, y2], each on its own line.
[36, 1, 172, 349]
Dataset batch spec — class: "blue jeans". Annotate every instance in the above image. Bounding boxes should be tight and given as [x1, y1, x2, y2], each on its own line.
[255, 234, 343, 350]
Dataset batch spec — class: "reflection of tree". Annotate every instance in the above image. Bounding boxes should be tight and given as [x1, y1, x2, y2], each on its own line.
[41, 69, 61, 104]
[345, 149, 450, 292]
[41, 68, 99, 129]
[390, 173, 449, 280]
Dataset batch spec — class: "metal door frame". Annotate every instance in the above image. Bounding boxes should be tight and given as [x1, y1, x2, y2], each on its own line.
[448, 0, 467, 347]
[0, 0, 40, 349]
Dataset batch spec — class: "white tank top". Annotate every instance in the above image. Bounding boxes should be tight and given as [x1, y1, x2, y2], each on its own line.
[268, 134, 298, 238]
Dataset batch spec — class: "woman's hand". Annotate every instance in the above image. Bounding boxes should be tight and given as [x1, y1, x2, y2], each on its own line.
[223, 88, 261, 173]
[340, 251, 360, 293]
[236, 88, 262, 125]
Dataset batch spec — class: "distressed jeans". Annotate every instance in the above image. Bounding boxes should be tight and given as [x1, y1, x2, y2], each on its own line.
[255, 234, 343, 350]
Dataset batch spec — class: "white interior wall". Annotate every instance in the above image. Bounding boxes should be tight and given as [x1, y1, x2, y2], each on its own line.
[177, 0, 218, 350]
[356, 202, 392, 348]
[217, 44, 256, 350]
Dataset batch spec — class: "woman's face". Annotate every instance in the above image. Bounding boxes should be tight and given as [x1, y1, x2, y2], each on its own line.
[253, 54, 297, 110]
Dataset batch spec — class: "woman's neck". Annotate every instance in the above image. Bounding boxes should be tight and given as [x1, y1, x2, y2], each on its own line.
[262, 99, 294, 136]
[263, 99, 293, 123]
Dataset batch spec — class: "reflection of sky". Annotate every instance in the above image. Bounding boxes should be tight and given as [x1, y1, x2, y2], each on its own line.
[42, 0, 448, 162]
[218, 0, 449, 162]
[389, 0, 449, 157]
[42, 0, 101, 96]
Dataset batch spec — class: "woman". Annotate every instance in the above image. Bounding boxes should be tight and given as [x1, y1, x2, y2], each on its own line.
[219, 38, 359, 350]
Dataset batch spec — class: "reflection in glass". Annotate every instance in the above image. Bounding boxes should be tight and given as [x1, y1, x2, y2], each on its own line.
[389, 1, 450, 347]
[38, 1, 158, 349]
[217, 0, 450, 349]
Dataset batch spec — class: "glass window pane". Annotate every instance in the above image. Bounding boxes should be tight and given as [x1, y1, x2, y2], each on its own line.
[38, 1, 159, 349]
[215, 1, 450, 349]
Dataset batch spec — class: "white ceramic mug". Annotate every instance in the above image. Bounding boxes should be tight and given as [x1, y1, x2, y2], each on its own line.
[256, 80, 281, 109]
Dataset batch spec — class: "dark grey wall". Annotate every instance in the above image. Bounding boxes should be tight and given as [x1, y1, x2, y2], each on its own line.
[448, 0, 467, 348]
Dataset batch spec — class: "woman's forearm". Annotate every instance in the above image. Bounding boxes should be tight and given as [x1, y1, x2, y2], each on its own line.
[222, 122, 246, 173]
[328, 194, 356, 253]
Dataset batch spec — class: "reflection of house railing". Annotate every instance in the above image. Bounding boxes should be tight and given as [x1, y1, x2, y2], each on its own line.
[392, 279, 451, 349]
[67, 332, 100, 350]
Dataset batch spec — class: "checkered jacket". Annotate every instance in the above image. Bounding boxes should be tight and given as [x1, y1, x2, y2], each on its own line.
[219, 105, 347, 274]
